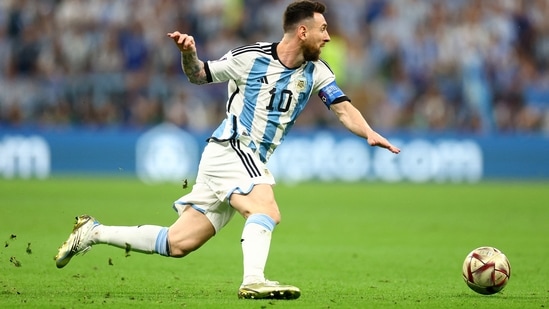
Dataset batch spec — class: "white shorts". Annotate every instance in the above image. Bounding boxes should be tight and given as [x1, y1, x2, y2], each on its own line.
[173, 139, 275, 232]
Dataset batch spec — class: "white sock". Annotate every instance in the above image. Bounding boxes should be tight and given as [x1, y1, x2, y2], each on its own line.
[93, 225, 170, 256]
[241, 214, 276, 285]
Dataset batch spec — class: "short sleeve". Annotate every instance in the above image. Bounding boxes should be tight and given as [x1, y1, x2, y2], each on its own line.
[206, 51, 247, 83]
[313, 60, 349, 108]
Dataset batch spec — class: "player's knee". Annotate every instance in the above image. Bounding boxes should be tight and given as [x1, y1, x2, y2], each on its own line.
[243, 208, 280, 225]
[167, 244, 187, 258]
[243, 200, 281, 224]
[268, 211, 281, 225]
[168, 240, 202, 258]
[268, 203, 281, 224]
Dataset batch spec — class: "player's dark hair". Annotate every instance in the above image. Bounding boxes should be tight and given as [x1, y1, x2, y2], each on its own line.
[283, 1, 326, 33]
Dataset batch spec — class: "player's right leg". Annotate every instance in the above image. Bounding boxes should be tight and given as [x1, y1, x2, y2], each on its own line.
[167, 206, 216, 257]
[55, 143, 226, 269]
[54, 207, 215, 268]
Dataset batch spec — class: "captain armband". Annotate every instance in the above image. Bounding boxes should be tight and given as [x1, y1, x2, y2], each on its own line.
[318, 81, 350, 108]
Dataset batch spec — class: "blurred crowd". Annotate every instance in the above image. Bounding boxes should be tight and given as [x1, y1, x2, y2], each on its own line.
[1, 0, 549, 134]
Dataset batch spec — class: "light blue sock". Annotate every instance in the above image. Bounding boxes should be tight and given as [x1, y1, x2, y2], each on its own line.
[245, 213, 276, 231]
[155, 227, 170, 256]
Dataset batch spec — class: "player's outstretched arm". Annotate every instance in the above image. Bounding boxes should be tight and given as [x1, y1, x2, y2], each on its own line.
[331, 101, 401, 154]
[167, 31, 208, 85]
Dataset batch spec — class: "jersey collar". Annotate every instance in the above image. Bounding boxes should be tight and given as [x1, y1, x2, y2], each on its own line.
[271, 42, 306, 70]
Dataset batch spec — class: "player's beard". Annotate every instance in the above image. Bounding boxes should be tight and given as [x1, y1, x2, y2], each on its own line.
[303, 41, 321, 61]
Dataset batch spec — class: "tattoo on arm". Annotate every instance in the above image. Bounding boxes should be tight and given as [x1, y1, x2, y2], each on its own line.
[181, 52, 208, 85]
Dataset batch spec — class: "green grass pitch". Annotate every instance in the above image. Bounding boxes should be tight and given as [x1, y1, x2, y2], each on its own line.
[1, 178, 548, 308]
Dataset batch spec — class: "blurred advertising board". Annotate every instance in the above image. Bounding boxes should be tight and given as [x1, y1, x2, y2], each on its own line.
[1, 124, 547, 182]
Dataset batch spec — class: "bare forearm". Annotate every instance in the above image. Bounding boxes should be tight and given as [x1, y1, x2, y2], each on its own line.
[333, 102, 373, 139]
[166, 31, 207, 84]
[331, 101, 401, 154]
[181, 52, 208, 85]
[342, 116, 373, 139]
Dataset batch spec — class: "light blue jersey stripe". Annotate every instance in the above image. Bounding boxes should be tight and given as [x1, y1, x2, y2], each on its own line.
[284, 62, 315, 136]
[241, 58, 271, 133]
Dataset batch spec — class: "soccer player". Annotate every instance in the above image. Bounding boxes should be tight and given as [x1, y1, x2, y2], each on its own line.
[55, 0, 400, 300]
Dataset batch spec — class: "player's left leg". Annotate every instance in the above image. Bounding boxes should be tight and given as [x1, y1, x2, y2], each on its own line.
[230, 184, 301, 300]
[230, 184, 280, 285]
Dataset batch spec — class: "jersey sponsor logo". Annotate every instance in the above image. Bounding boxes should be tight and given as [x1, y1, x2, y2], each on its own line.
[257, 76, 268, 84]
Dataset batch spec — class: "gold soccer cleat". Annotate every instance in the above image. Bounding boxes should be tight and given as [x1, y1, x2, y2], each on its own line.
[54, 215, 99, 268]
[238, 280, 301, 300]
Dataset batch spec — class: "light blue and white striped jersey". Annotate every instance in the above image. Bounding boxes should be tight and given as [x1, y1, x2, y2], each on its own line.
[205, 42, 349, 163]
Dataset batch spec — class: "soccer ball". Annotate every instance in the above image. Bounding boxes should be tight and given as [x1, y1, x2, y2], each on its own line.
[462, 246, 511, 295]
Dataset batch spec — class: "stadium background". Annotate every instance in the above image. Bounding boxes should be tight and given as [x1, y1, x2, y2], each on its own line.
[1, 2, 548, 307]
[0, 0, 548, 181]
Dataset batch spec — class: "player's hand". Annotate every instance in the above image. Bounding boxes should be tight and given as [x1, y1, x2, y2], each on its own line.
[367, 131, 401, 154]
[167, 31, 196, 54]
